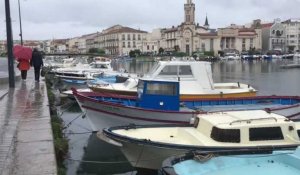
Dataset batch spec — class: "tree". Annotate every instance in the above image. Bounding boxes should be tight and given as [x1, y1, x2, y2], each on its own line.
[129, 49, 142, 58]
[159, 47, 164, 54]
[88, 48, 105, 54]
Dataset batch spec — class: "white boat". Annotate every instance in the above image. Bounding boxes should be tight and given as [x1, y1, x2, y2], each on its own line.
[221, 53, 241, 61]
[89, 61, 256, 100]
[99, 110, 300, 170]
[294, 52, 300, 58]
[46, 57, 77, 68]
[54, 59, 116, 81]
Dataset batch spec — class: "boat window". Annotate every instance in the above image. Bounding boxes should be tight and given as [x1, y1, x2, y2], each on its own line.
[179, 65, 192, 75]
[159, 66, 178, 76]
[298, 130, 300, 138]
[146, 83, 177, 96]
[148, 62, 159, 75]
[137, 80, 144, 90]
[249, 127, 284, 141]
[211, 127, 240, 143]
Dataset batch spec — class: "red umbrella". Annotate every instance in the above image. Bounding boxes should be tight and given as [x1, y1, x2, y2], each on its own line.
[13, 45, 33, 61]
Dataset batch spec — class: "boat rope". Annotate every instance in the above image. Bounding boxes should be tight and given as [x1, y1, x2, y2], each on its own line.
[66, 158, 130, 164]
[193, 153, 214, 163]
[57, 101, 77, 117]
[63, 131, 97, 135]
[131, 144, 146, 175]
[62, 112, 86, 130]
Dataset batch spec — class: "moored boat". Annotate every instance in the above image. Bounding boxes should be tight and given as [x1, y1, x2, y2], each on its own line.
[89, 61, 257, 100]
[73, 79, 300, 131]
[99, 110, 300, 170]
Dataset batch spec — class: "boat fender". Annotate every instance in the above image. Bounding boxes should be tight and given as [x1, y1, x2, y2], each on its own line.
[220, 92, 223, 98]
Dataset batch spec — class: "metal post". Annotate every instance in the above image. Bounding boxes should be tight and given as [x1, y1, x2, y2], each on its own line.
[18, 0, 23, 45]
[5, 0, 15, 88]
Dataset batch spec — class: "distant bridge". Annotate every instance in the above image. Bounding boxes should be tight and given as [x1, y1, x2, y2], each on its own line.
[44, 53, 111, 57]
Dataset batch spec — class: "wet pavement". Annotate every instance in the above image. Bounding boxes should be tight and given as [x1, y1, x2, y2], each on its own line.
[0, 67, 57, 175]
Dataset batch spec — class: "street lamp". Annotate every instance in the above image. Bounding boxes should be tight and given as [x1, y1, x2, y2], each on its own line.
[18, 0, 23, 45]
[5, 0, 15, 88]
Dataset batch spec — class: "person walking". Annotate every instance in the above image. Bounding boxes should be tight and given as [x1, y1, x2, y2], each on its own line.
[17, 59, 31, 80]
[13, 45, 32, 81]
[30, 48, 44, 82]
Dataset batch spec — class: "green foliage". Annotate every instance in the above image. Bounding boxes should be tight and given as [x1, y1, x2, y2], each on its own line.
[173, 52, 188, 57]
[88, 48, 105, 54]
[129, 49, 141, 58]
[204, 51, 214, 56]
[45, 76, 68, 175]
[159, 47, 164, 54]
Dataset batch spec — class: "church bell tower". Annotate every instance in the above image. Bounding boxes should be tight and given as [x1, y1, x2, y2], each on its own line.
[184, 0, 195, 25]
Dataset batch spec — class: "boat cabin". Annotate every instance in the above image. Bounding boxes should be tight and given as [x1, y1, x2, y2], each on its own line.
[194, 110, 300, 145]
[136, 79, 180, 111]
[145, 61, 214, 91]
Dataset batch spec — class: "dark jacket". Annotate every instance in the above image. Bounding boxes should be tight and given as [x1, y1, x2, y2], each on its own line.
[31, 50, 43, 68]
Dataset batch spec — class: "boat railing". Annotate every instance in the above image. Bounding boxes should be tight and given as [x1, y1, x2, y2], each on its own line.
[229, 117, 278, 125]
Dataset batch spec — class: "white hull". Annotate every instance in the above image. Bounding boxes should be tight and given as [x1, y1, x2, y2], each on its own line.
[75, 95, 196, 131]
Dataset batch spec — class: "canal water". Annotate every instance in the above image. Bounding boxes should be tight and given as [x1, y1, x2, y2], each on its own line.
[58, 58, 300, 175]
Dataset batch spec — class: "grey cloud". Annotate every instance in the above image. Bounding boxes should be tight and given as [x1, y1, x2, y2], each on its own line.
[0, 0, 299, 40]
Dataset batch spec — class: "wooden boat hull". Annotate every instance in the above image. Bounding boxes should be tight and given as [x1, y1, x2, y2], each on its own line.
[74, 92, 197, 131]
[74, 89, 300, 132]
[89, 87, 257, 100]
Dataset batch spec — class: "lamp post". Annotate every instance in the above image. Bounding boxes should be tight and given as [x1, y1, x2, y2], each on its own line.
[18, 0, 23, 45]
[5, 0, 15, 88]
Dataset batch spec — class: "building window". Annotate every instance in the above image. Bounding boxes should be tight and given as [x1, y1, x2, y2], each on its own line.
[250, 38, 254, 48]
[249, 127, 283, 141]
[210, 39, 214, 51]
[147, 45, 150, 50]
[133, 34, 136, 40]
[133, 41, 136, 48]
[242, 38, 246, 51]
[122, 34, 125, 40]
[127, 34, 131, 40]
[138, 34, 141, 40]
[201, 43, 206, 51]
[128, 42, 131, 48]
[152, 45, 154, 50]
[123, 42, 126, 48]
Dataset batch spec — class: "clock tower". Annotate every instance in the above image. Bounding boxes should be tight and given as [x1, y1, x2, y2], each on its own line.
[184, 0, 195, 25]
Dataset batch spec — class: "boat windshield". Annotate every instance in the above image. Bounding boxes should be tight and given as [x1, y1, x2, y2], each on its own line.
[147, 62, 160, 75]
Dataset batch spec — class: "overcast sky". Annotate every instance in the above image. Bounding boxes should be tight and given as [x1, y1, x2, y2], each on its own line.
[0, 0, 299, 40]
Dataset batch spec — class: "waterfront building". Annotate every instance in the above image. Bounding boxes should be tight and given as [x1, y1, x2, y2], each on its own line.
[141, 29, 161, 55]
[262, 19, 286, 52]
[85, 33, 98, 52]
[94, 25, 147, 55]
[159, 0, 212, 55]
[67, 37, 80, 53]
[217, 26, 260, 53]
[282, 19, 300, 52]
[158, 0, 262, 56]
